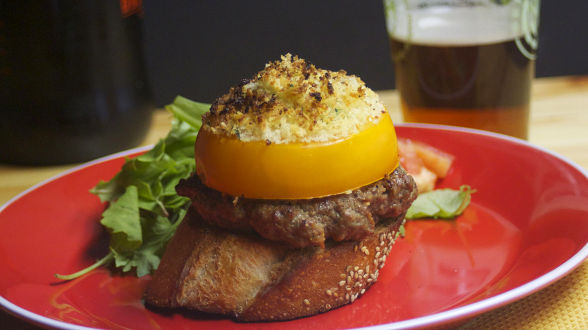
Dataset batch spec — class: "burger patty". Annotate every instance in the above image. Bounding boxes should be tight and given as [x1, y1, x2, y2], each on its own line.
[177, 166, 417, 248]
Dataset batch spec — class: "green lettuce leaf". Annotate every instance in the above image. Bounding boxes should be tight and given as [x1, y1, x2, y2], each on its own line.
[100, 185, 142, 252]
[55, 96, 210, 280]
[165, 95, 209, 130]
[406, 185, 474, 219]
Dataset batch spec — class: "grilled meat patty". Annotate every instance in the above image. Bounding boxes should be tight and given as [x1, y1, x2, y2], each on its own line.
[176, 166, 417, 248]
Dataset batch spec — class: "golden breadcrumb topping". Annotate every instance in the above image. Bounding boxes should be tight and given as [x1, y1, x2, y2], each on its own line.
[202, 54, 387, 144]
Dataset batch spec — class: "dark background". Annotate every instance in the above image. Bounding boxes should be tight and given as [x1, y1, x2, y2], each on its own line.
[141, 1, 588, 106]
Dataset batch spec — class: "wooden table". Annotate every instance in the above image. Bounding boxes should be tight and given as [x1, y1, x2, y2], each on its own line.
[1, 76, 587, 328]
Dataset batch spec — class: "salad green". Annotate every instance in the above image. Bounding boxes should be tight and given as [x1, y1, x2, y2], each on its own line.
[406, 185, 474, 219]
[55, 96, 209, 280]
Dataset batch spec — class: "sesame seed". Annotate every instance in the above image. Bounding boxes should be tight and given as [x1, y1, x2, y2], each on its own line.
[326, 304, 332, 309]
[354, 272, 359, 279]
[346, 286, 352, 291]
[339, 280, 346, 287]
[304, 299, 310, 305]
[380, 241, 385, 246]
[363, 273, 368, 279]
[347, 276, 352, 284]
[354, 266, 359, 271]
[375, 246, 381, 252]
[354, 282, 361, 288]
[361, 289, 366, 295]
[326, 289, 332, 296]
[334, 292, 339, 297]
[340, 273, 346, 279]
[345, 293, 350, 301]
[361, 246, 370, 255]
[357, 269, 364, 275]
[367, 278, 373, 283]
[366, 265, 370, 273]
[375, 251, 381, 259]
[350, 270, 354, 277]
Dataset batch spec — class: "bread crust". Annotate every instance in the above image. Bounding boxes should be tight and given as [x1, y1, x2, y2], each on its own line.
[144, 209, 405, 321]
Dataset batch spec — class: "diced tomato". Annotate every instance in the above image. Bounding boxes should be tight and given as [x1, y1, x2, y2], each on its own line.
[398, 138, 455, 192]
[411, 141, 454, 178]
[398, 139, 423, 176]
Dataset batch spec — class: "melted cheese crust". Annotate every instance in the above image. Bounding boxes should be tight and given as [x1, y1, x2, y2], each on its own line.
[202, 54, 386, 144]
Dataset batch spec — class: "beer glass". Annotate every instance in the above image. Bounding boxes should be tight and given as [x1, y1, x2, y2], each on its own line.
[384, 0, 540, 139]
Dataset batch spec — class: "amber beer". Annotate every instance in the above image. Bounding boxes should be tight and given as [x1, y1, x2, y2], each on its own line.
[391, 38, 534, 139]
[385, 0, 540, 139]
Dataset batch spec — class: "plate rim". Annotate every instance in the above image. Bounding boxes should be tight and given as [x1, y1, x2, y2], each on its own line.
[1, 124, 587, 330]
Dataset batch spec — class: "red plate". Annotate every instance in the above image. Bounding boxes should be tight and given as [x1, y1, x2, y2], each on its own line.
[1, 124, 587, 329]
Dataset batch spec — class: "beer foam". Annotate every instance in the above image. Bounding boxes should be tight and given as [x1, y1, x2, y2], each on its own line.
[387, 6, 523, 45]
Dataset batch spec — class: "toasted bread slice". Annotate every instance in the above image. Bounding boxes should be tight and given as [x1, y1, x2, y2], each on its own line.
[144, 209, 405, 321]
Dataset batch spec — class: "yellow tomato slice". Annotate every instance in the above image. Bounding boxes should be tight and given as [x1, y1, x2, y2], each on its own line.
[195, 114, 399, 199]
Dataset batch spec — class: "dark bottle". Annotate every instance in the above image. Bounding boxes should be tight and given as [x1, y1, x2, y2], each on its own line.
[0, 0, 153, 165]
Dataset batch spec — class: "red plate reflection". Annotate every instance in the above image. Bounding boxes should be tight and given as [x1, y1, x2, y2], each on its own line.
[1, 124, 587, 329]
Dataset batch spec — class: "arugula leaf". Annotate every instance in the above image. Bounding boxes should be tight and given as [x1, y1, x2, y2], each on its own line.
[111, 211, 183, 276]
[55, 97, 210, 280]
[406, 185, 474, 219]
[101, 185, 142, 252]
[165, 95, 210, 130]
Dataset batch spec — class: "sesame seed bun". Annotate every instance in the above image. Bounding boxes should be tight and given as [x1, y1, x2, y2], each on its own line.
[202, 54, 386, 144]
[144, 208, 405, 321]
